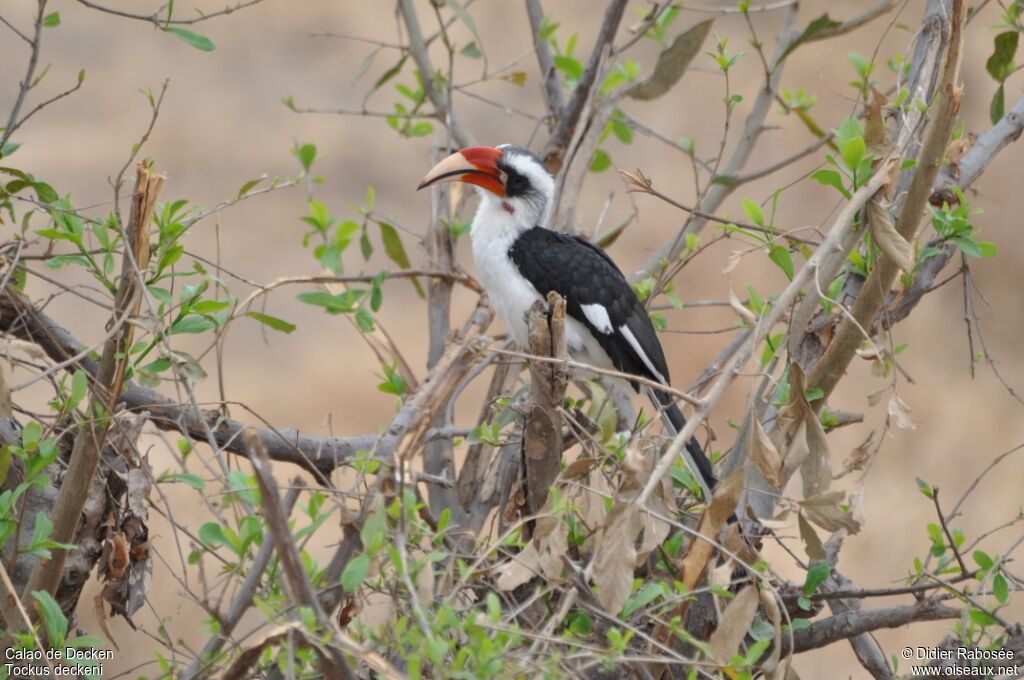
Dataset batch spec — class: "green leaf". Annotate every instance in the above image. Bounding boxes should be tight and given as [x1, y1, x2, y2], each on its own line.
[459, 41, 481, 59]
[803, 561, 831, 595]
[985, 31, 1018, 83]
[627, 20, 712, 100]
[954, 236, 983, 258]
[246, 311, 296, 334]
[590, 148, 611, 173]
[166, 472, 204, 490]
[42, 12, 61, 27]
[167, 28, 216, 52]
[67, 370, 88, 411]
[297, 291, 356, 314]
[810, 168, 851, 198]
[170, 315, 217, 335]
[379, 222, 409, 268]
[916, 477, 935, 499]
[621, 582, 665, 617]
[369, 56, 407, 98]
[32, 591, 68, 647]
[973, 550, 994, 570]
[993, 573, 1009, 604]
[976, 241, 998, 258]
[341, 553, 371, 592]
[295, 144, 317, 173]
[779, 14, 842, 62]
[554, 55, 583, 80]
[768, 245, 794, 279]
[31, 513, 53, 547]
[236, 176, 265, 199]
[968, 608, 998, 627]
[741, 197, 764, 226]
[990, 84, 1006, 124]
[840, 136, 866, 172]
[199, 522, 226, 548]
[379, 222, 423, 297]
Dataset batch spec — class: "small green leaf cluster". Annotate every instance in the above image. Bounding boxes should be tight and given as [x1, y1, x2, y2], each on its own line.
[928, 188, 998, 260]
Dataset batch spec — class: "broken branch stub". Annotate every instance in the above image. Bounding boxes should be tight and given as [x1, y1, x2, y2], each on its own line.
[523, 292, 568, 517]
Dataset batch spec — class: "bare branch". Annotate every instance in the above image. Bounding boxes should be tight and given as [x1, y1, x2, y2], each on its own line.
[75, 0, 269, 27]
[783, 599, 960, 656]
[525, 0, 565, 120]
[243, 432, 353, 680]
[542, 0, 629, 172]
[397, 0, 476, 148]
[0, 0, 47, 150]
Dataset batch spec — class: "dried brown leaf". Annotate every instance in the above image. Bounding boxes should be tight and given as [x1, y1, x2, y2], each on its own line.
[618, 168, 652, 194]
[778, 417, 811, 480]
[709, 559, 734, 591]
[127, 467, 150, 518]
[835, 431, 875, 480]
[865, 87, 889, 153]
[93, 594, 120, 651]
[709, 585, 759, 663]
[800, 490, 861, 534]
[887, 392, 919, 430]
[592, 504, 640, 613]
[638, 491, 672, 566]
[561, 456, 599, 479]
[495, 541, 541, 591]
[798, 511, 826, 562]
[108, 532, 130, 580]
[799, 409, 832, 497]
[535, 515, 568, 581]
[759, 587, 784, 675]
[680, 468, 741, 591]
[749, 417, 783, 489]
[868, 198, 913, 272]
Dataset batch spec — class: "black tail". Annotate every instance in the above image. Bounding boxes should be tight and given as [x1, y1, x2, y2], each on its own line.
[648, 387, 717, 496]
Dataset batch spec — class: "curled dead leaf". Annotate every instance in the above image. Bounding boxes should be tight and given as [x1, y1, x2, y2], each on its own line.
[495, 541, 541, 591]
[868, 198, 913, 272]
[107, 532, 130, 580]
[729, 287, 757, 329]
[798, 511, 826, 562]
[709, 585, 759, 663]
[800, 490, 861, 534]
[834, 431, 875, 480]
[749, 417, 783, 489]
[618, 168, 653, 194]
[888, 392, 919, 430]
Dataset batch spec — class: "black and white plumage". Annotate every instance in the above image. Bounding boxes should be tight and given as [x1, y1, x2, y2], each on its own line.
[418, 144, 716, 498]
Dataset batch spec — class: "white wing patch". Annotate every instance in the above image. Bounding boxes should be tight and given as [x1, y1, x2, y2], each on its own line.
[619, 324, 666, 384]
[581, 303, 613, 334]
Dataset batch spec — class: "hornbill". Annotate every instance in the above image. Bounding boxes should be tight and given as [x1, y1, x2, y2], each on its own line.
[418, 144, 717, 500]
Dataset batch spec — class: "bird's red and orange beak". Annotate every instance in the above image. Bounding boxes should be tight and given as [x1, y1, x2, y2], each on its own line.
[417, 146, 506, 197]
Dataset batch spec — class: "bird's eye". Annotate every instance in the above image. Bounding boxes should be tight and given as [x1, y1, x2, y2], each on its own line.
[505, 172, 528, 196]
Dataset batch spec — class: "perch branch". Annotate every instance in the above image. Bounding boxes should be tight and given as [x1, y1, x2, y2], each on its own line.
[17, 163, 164, 620]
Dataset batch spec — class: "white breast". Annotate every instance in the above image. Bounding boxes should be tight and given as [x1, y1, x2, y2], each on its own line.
[470, 206, 541, 349]
[469, 200, 616, 373]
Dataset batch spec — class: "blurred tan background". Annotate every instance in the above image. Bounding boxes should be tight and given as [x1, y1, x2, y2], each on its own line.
[1, 0, 1022, 676]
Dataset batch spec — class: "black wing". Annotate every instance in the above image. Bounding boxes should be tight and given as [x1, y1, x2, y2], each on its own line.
[509, 227, 718, 494]
[509, 227, 670, 386]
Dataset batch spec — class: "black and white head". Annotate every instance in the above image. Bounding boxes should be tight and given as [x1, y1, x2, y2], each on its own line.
[417, 144, 555, 228]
